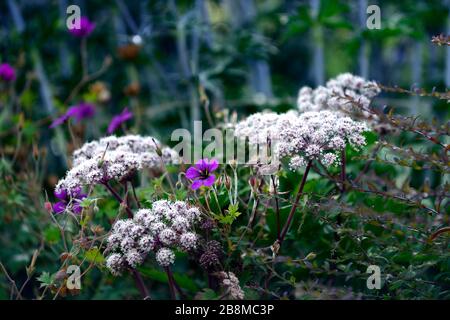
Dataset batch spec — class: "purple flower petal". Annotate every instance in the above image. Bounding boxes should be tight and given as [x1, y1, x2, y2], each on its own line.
[191, 179, 204, 190]
[70, 187, 86, 199]
[50, 114, 70, 128]
[69, 16, 96, 37]
[186, 167, 201, 179]
[53, 201, 67, 214]
[108, 107, 133, 134]
[195, 159, 209, 171]
[54, 189, 67, 200]
[207, 159, 219, 172]
[0, 63, 16, 82]
[50, 102, 95, 128]
[202, 175, 216, 187]
[187, 158, 219, 190]
[72, 103, 95, 121]
[72, 202, 83, 214]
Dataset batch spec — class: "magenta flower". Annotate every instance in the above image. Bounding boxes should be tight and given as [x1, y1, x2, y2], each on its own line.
[107, 108, 133, 134]
[68, 16, 96, 37]
[53, 187, 87, 214]
[186, 158, 219, 190]
[0, 63, 16, 82]
[50, 102, 95, 128]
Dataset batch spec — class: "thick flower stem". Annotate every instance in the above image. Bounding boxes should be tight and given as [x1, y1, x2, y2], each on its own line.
[103, 182, 133, 218]
[279, 161, 312, 246]
[340, 149, 346, 193]
[132, 269, 151, 300]
[129, 181, 141, 208]
[165, 267, 177, 300]
[271, 175, 281, 240]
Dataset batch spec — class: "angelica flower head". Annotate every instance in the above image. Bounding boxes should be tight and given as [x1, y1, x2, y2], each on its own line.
[275, 110, 368, 170]
[297, 73, 380, 122]
[234, 111, 294, 145]
[233, 109, 368, 171]
[104, 200, 201, 276]
[55, 135, 179, 195]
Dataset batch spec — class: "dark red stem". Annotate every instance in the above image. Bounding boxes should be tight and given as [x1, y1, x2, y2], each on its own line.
[279, 161, 312, 245]
[132, 269, 151, 300]
[341, 149, 346, 193]
[165, 267, 177, 300]
[103, 182, 133, 218]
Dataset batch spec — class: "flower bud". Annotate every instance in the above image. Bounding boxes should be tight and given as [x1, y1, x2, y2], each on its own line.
[44, 202, 53, 214]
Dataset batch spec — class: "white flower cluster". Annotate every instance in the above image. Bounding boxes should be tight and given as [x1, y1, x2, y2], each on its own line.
[56, 135, 179, 193]
[276, 111, 368, 170]
[218, 271, 244, 300]
[233, 110, 368, 170]
[297, 73, 380, 121]
[105, 200, 201, 275]
[233, 110, 298, 145]
[234, 111, 282, 144]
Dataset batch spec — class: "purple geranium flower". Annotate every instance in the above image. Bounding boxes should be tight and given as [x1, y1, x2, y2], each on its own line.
[186, 158, 219, 190]
[53, 187, 87, 214]
[0, 63, 16, 82]
[50, 102, 95, 128]
[107, 107, 133, 134]
[68, 16, 96, 37]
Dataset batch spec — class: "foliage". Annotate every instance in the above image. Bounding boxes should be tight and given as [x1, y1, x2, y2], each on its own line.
[0, 0, 449, 300]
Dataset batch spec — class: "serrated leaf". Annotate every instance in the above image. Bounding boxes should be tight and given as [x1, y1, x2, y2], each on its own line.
[37, 271, 55, 288]
[85, 247, 105, 265]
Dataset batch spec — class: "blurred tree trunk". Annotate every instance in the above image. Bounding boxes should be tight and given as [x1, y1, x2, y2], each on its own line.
[32, 49, 68, 166]
[370, 41, 382, 82]
[59, 0, 71, 78]
[225, 0, 273, 98]
[169, 0, 200, 131]
[358, 0, 369, 78]
[310, 0, 324, 85]
[7, 0, 25, 33]
[115, 0, 139, 34]
[196, 0, 213, 48]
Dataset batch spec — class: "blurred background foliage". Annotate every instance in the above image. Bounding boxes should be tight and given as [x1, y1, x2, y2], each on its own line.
[0, 0, 449, 299]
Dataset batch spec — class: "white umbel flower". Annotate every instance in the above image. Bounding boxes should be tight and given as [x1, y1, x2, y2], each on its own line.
[297, 73, 381, 124]
[233, 109, 368, 170]
[179, 232, 198, 251]
[156, 248, 175, 267]
[104, 200, 201, 275]
[276, 110, 367, 169]
[56, 135, 179, 194]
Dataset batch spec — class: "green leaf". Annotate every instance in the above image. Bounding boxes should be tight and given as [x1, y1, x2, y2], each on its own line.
[85, 247, 105, 265]
[138, 267, 199, 292]
[219, 203, 242, 225]
[37, 271, 55, 288]
[195, 288, 218, 300]
[44, 226, 61, 243]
